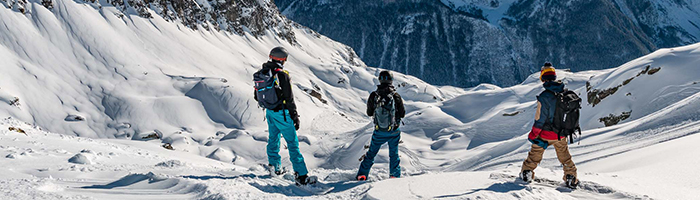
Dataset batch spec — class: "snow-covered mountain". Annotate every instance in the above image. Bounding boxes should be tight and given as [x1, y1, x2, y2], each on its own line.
[276, 0, 700, 87]
[0, 0, 460, 189]
[0, 0, 457, 138]
[1, 0, 700, 199]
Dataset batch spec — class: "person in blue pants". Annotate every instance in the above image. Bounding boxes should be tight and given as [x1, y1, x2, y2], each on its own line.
[266, 109, 308, 179]
[254, 47, 312, 185]
[357, 71, 406, 180]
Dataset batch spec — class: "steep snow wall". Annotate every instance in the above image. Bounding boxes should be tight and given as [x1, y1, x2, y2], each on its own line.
[0, 0, 466, 165]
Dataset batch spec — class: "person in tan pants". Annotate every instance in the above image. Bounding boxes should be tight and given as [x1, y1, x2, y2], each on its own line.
[520, 63, 579, 188]
[521, 138, 577, 179]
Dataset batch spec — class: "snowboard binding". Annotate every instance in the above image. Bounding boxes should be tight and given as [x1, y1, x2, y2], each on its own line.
[295, 173, 317, 185]
[264, 164, 286, 176]
[520, 170, 534, 183]
[565, 174, 579, 189]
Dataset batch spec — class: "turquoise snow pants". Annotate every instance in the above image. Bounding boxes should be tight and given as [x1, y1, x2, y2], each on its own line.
[266, 109, 308, 176]
[357, 129, 401, 178]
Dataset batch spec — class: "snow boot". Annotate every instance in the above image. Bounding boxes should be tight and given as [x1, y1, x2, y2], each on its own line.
[295, 173, 317, 185]
[565, 174, 579, 189]
[267, 164, 286, 176]
[356, 175, 367, 181]
[275, 168, 287, 176]
[520, 170, 534, 183]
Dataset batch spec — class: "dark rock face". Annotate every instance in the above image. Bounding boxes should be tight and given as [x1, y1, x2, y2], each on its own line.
[504, 0, 656, 73]
[277, 0, 530, 86]
[275, 0, 699, 87]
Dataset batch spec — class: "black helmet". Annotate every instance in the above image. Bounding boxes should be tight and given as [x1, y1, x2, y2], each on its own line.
[269, 47, 288, 62]
[378, 70, 393, 84]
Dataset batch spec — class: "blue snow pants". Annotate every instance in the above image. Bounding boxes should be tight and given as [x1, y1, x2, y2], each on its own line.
[357, 129, 401, 178]
[266, 109, 308, 176]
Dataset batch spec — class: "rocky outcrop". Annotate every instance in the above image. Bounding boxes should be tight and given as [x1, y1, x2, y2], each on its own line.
[71, 0, 299, 44]
[587, 65, 662, 106]
[599, 111, 632, 127]
[2, 0, 300, 43]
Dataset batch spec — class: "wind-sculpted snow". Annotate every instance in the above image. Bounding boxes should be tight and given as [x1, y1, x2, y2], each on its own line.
[0, 0, 463, 188]
[0, 0, 460, 136]
[184, 78, 258, 130]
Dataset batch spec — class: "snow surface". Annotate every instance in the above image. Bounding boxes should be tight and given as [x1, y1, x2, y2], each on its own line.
[1, 0, 700, 199]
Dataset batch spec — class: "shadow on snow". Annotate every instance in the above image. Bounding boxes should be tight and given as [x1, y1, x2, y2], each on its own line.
[432, 182, 529, 198]
[184, 173, 367, 197]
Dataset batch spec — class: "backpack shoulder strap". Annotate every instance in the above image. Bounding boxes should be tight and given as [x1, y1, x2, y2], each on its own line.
[274, 68, 289, 75]
[372, 91, 380, 98]
[538, 90, 554, 101]
[541, 89, 553, 96]
[373, 91, 383, 104]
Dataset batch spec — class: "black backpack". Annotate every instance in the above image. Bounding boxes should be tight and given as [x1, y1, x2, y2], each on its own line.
[253, 68, 283, 109]
[373, 91, 397, 131]
[547, 89, 582, 144]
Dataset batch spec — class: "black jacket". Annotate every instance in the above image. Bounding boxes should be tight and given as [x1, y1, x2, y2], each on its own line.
[367, 83, 405, 119]
[254, 61, 298, 115]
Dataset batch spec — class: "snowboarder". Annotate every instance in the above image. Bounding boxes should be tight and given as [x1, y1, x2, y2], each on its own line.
[253, 47, 314, 185]
[520, 62, 579, 188]
[356, 70, 406, 181]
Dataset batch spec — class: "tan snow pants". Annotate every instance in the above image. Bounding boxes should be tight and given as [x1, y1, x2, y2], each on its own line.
[521, 137, 577, 180]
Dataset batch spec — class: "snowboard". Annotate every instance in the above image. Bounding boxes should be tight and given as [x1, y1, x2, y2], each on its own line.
[492, 173, 578, 190]
[259, 164, 335, 195]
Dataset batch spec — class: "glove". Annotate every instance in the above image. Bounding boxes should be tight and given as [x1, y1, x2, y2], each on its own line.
[394, 118, 402, 130]
[290, 110, 300, 131]
[293, 116, 300, 130]
[528, 127, 543, 140]
[528, 138, 549, 149]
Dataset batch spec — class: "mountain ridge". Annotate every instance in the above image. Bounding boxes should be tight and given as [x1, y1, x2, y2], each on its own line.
[275, 0, 700, 87]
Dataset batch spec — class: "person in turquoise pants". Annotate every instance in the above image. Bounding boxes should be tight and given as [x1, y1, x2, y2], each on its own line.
[254, 47, 312, 185]
[266, 109, 308, 177]
[357, 71, 405, 180]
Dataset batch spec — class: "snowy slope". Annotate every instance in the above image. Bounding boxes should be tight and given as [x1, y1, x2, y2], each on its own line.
[0, 0, 461, 168]
[2, 0, 700, 199]
[4, 39, 697, 200]
[320, 43, 700, 199]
